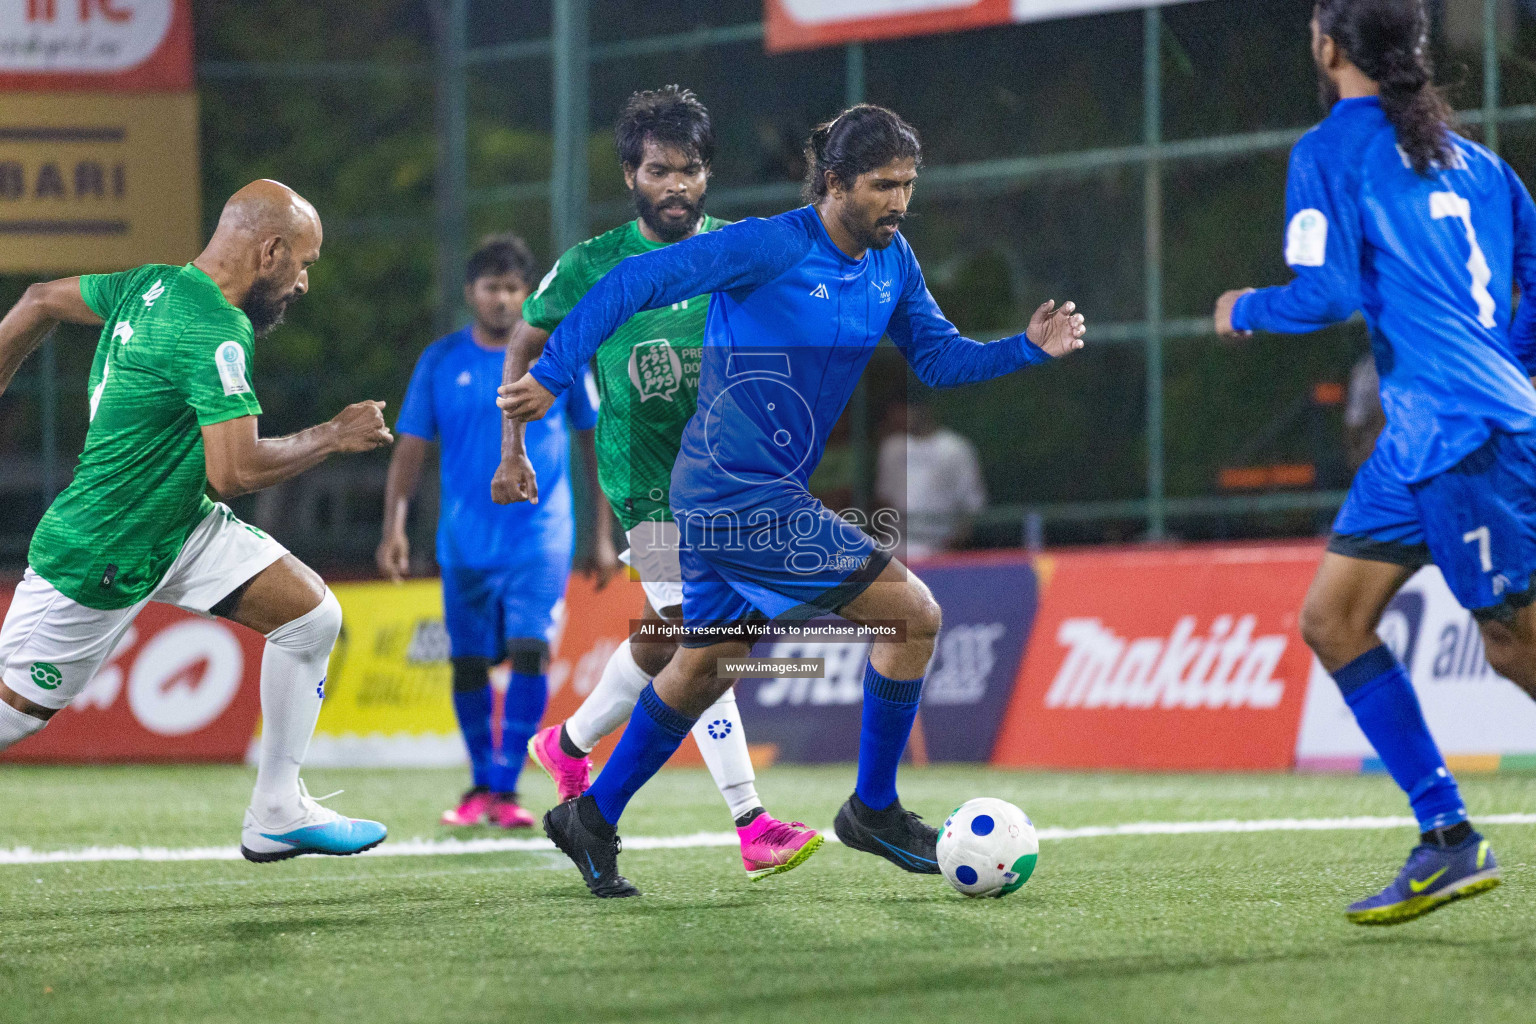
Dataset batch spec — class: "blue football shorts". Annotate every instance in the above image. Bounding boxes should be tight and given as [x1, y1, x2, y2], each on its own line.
[1331, 430, 1536, 621]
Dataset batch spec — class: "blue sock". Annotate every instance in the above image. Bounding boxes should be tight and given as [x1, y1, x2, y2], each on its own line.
[1334, 645, 1467, 832]
[489, 672, 547, 794]
[451, 685, 495, 790]
[587, 684, 696, 826]
[856, 662, 924, 812]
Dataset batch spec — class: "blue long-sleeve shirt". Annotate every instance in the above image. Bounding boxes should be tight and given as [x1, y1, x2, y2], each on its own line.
[531, 204, 1049, 511]
[1232, 96, 1536, 483]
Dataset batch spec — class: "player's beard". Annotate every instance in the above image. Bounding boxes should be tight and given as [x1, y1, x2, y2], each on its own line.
[242, 277, 293, 337]
[634, 189, 705, 243]
[844, 206, 905, 252]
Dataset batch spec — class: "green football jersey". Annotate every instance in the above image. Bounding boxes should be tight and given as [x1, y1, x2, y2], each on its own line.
[29, 264, 262, 610]
[522, 216, 728, 530]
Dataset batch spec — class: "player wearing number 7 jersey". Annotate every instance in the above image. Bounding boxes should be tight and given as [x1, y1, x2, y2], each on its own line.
[1215, 0, 1536, 926]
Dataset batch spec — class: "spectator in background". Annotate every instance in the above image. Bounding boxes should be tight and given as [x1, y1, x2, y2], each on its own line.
[376, 234, 609, 831]
[876, 401, 986, 560]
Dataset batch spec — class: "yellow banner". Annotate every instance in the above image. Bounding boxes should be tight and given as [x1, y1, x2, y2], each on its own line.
[0, 92, 200, 273]
[317, 580, 457, 742]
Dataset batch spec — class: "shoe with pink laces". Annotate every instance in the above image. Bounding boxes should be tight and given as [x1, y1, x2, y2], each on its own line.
[738, 811, 824, 880]
[440, 787, 494, 826]
[487, 793, 536, 829]
[527, 725, 591, 803]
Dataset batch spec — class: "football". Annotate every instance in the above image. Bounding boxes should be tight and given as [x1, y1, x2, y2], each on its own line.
[937, 797, 1039, 898]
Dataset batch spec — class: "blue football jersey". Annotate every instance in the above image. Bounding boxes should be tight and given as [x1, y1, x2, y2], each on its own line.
[397, 327, 598, 569]
[1232, 96, 1536, 483]
[530, 205, 1049, 513]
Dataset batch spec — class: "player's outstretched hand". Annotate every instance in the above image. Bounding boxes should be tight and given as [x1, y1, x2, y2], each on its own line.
[497, 374, 556, 421]
[491, 454, 539, 505]
[330, 400, 393, 453]
[1027, 300, 1087, 358]
[1214, 288, 1254, 338]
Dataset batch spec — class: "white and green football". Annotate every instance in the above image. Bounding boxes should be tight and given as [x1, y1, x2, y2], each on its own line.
[937, 797, 1039, 898]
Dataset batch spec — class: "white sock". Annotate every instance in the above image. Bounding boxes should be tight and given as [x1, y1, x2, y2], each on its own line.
[691, 688, 761, 822]
[0, 702, 46, 752]
[251, 590, 342, 824]
[565, 638, 652, 753]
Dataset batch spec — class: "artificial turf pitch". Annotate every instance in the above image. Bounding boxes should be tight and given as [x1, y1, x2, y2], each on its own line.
[3, 764, 1534, 1024]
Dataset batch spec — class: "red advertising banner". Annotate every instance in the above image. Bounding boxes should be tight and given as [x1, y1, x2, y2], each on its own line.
[0, 584, 265, 764]
[991, 541, 1325, 771]
[0, 0, 193, 92]
[766, 0, 1010, 54]
[765, 0, 1200, 53]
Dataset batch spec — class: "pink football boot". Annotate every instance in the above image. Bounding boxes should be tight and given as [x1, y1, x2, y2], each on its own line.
[487, 794, 536, 829]
[738, 813, 824, 880]
[527, 725, 592, 803]
[440, 788, 494, 826]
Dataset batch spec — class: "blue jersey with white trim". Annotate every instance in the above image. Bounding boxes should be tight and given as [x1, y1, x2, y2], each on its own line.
[1232, 96, 1536, 483]
[397, 327, 598, 569]
[530, 205, 1049, 511]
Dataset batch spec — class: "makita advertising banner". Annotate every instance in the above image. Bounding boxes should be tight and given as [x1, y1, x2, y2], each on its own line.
[1295, 565, 1536, 770]
[0, 583, 265, 764]
[991, 543, 1322, 771]
[736, 554, 1039, 762]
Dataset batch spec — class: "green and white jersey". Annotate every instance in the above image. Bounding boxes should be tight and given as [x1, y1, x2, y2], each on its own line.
[29, 264, 262, 610]
[522, 216, 728, 530]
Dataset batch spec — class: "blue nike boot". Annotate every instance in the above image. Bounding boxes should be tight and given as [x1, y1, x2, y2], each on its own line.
[1347, 831, 1501, 925]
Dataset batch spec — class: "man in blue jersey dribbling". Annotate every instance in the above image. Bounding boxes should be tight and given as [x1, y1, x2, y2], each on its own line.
[502, 105, 1087, 897]
[379, 235, 612, 830]
[1215, 0, 1536, 925]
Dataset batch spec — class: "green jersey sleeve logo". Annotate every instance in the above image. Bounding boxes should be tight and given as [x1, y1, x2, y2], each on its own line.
[215, 341, 251, 396]
[142, 279, 165, 307]
[629, 338, 683, 402]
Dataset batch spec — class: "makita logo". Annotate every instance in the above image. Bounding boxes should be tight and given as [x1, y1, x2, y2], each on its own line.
[1045, 615, 1287, 710]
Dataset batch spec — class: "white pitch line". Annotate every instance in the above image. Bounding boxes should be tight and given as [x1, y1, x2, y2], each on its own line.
[4, 813, 1535, 868]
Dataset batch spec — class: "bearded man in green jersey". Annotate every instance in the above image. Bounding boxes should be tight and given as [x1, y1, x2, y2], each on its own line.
[0, 180, 393, 862]
[494, 87, 821, 879]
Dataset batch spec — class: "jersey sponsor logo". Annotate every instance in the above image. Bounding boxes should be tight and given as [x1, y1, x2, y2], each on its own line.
[873, 279, 893, 303]
[112, 320, 133, 345]
[809, 283, 830, 299]
[455, 370, 472, 387]
[215, 340, 250, 396]
[141, 279, 165, 307]
[1044, 615, 1288, 710]
[1285, 209, 1328, 267]
[628, 337, 683, 403]
[29, 662, 63, 691]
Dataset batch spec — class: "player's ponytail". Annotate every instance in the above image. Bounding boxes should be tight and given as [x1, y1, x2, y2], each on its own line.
[802, 105, 922, 202]
[1316, 0, 1454, 176]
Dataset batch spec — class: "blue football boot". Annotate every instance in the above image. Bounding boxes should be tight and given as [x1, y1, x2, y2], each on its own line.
[1347, 832, 1500, 926]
